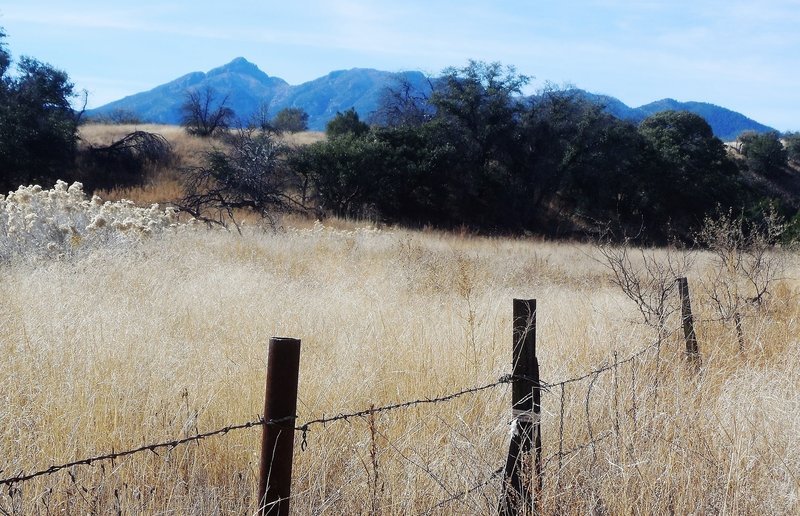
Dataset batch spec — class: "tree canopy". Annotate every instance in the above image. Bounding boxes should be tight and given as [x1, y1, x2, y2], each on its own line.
[285, 63, 767, 242]
[272, 107, 309, 133]
[325, 108, 369, 138]
[738, 130, 788, 177]
[0, 30, 82, 193]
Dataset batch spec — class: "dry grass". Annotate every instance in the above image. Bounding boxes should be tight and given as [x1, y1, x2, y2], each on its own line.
[78, 124, 325, 205]
[1, 220, 798, 514]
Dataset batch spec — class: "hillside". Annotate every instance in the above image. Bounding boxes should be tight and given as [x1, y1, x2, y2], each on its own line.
[571, 91, 776, 141]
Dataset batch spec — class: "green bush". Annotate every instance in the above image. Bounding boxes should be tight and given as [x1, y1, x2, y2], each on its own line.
[326, 108, 369, 138]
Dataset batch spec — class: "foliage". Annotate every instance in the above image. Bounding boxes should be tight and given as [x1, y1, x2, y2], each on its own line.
[290, 133, 390, 218]
[0, 29, 82, 193]
[637, 111, 741, 238]
[267, 60, 794, 242]
[288, 65, 762, 240]
[738, 130, 788, 177]
[325, 108, 369, 138]
[179, 86, 235, 137]
[178, 128, 295, 229]
[271, 107, 309, 134]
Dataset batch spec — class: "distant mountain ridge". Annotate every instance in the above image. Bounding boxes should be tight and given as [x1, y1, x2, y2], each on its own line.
[88, 57, 428, 131]
[88, 58, 776, 139]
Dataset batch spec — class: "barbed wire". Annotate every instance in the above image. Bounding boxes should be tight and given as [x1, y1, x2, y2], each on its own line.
[0, 329, 675, 489]
[510, 330, 670, 392]
[0, 377, 514, 487]
[542, 431, 615, 472]
[0, 415, 295, 487]
[418, 467, 503, 516]
[296, 375, 513, 449]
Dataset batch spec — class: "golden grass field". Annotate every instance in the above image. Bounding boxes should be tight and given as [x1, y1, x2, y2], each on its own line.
[1, 126, 798, 514]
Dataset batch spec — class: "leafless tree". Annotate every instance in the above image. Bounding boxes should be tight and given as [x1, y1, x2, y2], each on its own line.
[696, 207, 786, 352]
[369, 74, 434, 127]
[596, 228, 694, 339]
[180, 86, 235, 137]
[177, 128, 304, 231]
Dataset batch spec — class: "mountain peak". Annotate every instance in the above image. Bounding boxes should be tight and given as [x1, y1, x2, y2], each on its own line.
[208, 57, 268, 78]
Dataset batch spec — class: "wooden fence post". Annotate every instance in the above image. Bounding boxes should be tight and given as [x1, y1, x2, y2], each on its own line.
[677, 277, 701, 365]
[501, 299, 541, 515]
[258, 337, 301, 516]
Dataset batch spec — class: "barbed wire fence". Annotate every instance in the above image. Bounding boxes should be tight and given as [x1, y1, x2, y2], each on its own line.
[1, 291, 702, 515]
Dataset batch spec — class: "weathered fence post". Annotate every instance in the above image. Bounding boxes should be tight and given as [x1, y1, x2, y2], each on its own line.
[500, 299, 541, 515]
[258, 337, 301, 516]
[677, 277, 701, 365]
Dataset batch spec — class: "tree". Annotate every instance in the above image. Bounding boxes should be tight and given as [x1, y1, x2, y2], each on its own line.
[425, 61, 531, 228]
[0, 28, 9, 77]
[784, 132, 800, 165]
[178, 128, 297, 229]
[326, 108, 369, 138]
[89, 108, 143, 125]
[0, 29, 82, 193]
[179, 86, 235, 137]
[271, 107, 309, 133]
[370, 73, 433, 128]
[290, 134, 389, 218]
[738, 130, 788, 176]
[638, 110, 740, 237]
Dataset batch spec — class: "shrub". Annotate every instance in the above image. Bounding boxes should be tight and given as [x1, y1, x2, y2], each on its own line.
[326, 108, 369, 138]
[178, 128, 295, 229]
[738, 130, 788, 177]
[0, 181, 179, 262]
[77, 131, 173, 192]
[271, 107, 309, 134]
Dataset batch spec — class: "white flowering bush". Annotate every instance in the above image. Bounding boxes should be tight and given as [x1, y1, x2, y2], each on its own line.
[0, 181, 180, 262]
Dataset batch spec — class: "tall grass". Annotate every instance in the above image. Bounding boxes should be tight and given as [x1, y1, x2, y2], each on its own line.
[1, 189, 798, 513]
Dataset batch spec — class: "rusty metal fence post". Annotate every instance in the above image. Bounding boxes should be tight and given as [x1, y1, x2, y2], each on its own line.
[501, 299, 541, 515]
[258, 337, 301, 516]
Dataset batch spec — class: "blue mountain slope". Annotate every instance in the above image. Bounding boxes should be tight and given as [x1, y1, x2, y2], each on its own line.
[88, 58, 776, 138]
[636, 99, 774, 141]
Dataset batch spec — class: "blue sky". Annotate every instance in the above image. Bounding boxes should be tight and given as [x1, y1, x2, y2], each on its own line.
[1, 0, 798, 131]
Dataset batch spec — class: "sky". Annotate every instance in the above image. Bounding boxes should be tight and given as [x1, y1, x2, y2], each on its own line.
[1, 0, 798, 131]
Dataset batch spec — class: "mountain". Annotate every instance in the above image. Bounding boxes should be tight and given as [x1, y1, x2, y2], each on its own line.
[568, 91, 776, 141]
[88, 58, 427, 131]
[635, 99, 775, 141]
[88, 58, 776, 139]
